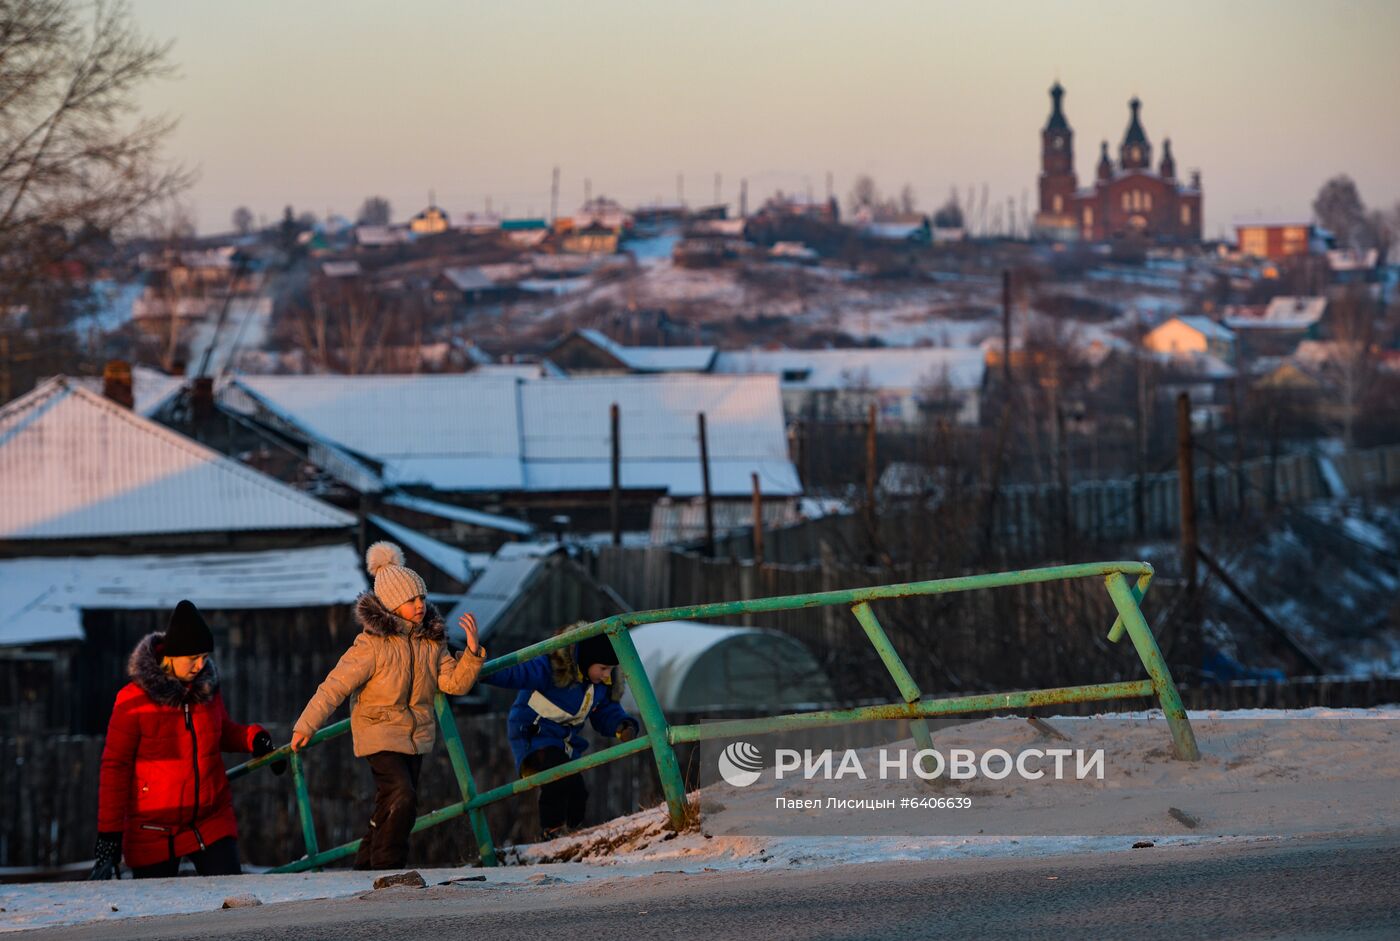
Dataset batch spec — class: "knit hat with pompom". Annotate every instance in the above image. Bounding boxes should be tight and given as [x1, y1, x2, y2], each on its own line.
[366, 541, 426, 612]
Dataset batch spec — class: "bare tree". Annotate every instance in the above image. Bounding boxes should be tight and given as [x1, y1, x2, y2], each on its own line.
[285, 276, 389, 375]
[1326, 289, 1380, 450]
[0, 0, 189, 395]
[898, 183, 917, 216]
[1313, 175, 1376, 250]
[231, 205, 253, 235]
[357, 195, 392, 226]
[848, 175, 878, 216]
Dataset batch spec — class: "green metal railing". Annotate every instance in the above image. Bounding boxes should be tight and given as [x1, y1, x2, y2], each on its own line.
[228, 560, 1198, 872]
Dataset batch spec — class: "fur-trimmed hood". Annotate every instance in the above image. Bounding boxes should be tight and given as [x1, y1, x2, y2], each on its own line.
[354, 591, 445, 643]
[548, 637, 626, 701]
[127, 631, 220, 707]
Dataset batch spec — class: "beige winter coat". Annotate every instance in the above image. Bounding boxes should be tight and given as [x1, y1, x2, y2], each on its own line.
[293, 594, 484, 757]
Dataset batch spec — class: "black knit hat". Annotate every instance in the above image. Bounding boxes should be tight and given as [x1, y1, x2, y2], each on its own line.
[576, 632, 619, 671]
[163, 600, 214, 657]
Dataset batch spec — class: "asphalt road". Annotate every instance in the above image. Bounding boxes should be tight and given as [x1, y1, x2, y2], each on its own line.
[29, 834, 1400, 941]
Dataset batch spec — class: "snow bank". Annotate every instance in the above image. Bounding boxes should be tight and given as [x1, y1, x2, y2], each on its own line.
[4, 708, 1396, 933]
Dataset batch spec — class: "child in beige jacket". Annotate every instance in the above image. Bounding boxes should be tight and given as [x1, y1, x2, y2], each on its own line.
[292, 541, 484, 869]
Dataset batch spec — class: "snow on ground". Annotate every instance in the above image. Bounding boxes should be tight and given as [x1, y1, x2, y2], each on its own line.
[4, 707, 1397, 933]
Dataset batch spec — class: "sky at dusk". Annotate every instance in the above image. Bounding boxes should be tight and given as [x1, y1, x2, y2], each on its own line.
[129, 0, 1400, 239]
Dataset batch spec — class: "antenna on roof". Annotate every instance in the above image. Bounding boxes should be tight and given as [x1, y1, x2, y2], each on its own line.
[550, 166, 560, 223]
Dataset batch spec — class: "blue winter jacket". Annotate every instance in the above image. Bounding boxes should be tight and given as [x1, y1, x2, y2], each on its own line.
[484, 642, 635, 770]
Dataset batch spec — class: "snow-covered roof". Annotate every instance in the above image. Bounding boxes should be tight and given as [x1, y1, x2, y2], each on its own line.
[1228, 296, 1327, 330]
[440, 267, 498, 292]
[444, 554, 548, 643]
[1174, 316, 1235, 342]
[354, 225, 409, 246]
[367, 515, 484, 583]
[623, 620, 835, 711]
[574, 329, 716, 373]
[0, 544, 364, 646]
[713, 347, 985, 392]
[69, 366, 184, 418]
[321, 260, 362, 278]
[382, 493, 535, 535]
[0, 379, 356, 540]
[223, 373, 800, 497]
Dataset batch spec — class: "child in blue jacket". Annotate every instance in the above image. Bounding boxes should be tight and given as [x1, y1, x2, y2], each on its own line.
[484, 624, 638, 839]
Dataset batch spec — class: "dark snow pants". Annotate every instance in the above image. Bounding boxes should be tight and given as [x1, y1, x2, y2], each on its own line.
[354, 752, 423, 870]
[521, 746, 588, 835]
[130, 836, 241, 879]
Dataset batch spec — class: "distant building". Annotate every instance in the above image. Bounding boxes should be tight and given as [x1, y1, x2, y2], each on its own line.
[546, 329, 717, 375]
[409, 204, 450, 235]
[1143, 316, 1236, 362]
[0, 377, 361, 733]
[1235, 221, 1333, 260]
[219, 372, 801, 532]
[1035, 82, 1202, 243]
[1225, 295, 1329, 359]
[713, 347, 986, 425]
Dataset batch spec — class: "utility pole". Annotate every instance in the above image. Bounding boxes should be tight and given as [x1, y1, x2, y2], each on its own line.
[584, 178, 592, 205]
[1177, 392, 1198, 593]
[865, 403, 878, 541]
[739, 179, 748, 219]
[610, 402, 621, 546]
[677, 173, 684, 205]
[714, 172, 721, 206]
[1001, 270, 1013, 387]
[751, 472, 764, 567]
[698, 413, 715, 556]
[550, 166, 560, 224]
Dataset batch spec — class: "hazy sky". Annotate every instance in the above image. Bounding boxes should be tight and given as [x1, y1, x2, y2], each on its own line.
[131, 0, 1400, 239]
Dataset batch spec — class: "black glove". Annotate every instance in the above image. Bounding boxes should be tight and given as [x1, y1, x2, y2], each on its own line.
[87, 832, 122, 881]
[252, 730, 288, 776]
[615, 720, 639, 742]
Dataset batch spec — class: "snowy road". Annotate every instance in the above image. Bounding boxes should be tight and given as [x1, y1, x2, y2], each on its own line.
[25, 833, 1400, 940]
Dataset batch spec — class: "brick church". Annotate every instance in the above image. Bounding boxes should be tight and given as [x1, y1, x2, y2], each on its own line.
[1034, 82, 1202, 243]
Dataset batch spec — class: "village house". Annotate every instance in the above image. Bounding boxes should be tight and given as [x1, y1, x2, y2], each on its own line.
[0, 377, 363, 734]
[1143, 315, 1237, 362]
[712, 346, 986, 426]
[1226, 296, 1329, 359]
[216, 371, 801, 535]
[1235, 220, 1334, 261]
[545, 329, 717, 376]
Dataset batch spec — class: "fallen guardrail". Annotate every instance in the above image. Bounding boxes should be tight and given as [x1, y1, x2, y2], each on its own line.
[229, 560, 1197, 871]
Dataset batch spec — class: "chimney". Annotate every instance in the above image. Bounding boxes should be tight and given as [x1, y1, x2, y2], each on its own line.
[102, 360, 133, 409]
[191, 376, 214, 421]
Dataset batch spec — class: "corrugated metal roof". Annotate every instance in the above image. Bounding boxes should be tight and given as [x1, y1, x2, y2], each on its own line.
[0, 379, 356, 540]
[713, 347, 986, 392]
[383, 493, 535, 535]
[224, 373, 799, 497]
[575, 329, 716, 372]
[444, 555, 547, 643]
[0, 544, 364, 646]
[367, 515, 483, 583]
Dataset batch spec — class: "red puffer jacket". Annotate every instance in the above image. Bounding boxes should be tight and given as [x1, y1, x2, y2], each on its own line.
[97, 633, 264, 869]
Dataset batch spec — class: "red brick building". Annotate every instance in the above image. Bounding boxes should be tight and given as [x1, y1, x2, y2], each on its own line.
[1035, 82, 1202, 244]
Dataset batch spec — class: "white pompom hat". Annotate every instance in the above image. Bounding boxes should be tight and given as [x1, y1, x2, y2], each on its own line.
[366, 541, 426, 611]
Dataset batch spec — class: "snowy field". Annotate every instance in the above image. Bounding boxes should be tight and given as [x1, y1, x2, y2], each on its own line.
[3, 707, 1396, 934]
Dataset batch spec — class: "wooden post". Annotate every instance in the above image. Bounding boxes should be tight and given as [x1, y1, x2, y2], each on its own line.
[1001, 270, 1012, 388]
[610, 402, 621, 546]
[865, 403, 878, 539]
[1177, 392, 1198, 593]
[698, 412, 715, 557]
[751, 472, 764, 567]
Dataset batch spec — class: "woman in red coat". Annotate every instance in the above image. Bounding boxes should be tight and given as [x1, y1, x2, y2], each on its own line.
[90, 600, 279, 879]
